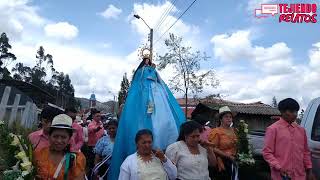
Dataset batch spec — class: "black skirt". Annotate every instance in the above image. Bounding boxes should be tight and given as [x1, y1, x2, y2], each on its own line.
[210, 158, 235, 180]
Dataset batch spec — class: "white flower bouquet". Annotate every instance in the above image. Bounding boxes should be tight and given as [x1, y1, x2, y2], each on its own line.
[236, 120, 255, 167]
[0, 121, 35, 180]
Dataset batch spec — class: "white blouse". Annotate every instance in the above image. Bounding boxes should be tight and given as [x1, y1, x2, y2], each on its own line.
[119, 153, 177, 180]
[166, 141, 210, 180]
[137, 155, 167, 180]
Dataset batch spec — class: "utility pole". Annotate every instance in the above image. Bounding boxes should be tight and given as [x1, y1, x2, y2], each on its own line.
[150, 28, 153, 61]
[134, 14, 153, 61]
[108, 91, 117, 117]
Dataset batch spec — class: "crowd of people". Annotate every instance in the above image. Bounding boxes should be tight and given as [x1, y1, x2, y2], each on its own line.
[27, 98, 314, 180]
[26, 55, 315, 180]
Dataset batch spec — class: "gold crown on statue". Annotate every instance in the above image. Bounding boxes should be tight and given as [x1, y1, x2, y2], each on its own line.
[139, 47, 151, 60]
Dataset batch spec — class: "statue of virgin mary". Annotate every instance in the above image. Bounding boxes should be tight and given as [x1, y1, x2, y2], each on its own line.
[108, 52, 185, 179]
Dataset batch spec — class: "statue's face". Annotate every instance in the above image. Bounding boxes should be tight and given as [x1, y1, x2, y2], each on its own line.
[144, 58, 150, 65]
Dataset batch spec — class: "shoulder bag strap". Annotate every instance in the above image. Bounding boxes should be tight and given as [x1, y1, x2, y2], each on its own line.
[53, 155, 66, 179]
[64, 153, 72, 180]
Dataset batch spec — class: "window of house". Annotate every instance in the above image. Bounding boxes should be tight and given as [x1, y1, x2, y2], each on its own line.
[311, 105, 320, 141]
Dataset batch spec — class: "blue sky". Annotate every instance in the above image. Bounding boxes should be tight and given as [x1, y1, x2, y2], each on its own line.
[1, 0, 320, 108]
[32, 0, 319, 58]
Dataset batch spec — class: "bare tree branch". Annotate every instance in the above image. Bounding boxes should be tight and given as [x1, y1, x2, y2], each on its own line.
[157, 33, 220, 119]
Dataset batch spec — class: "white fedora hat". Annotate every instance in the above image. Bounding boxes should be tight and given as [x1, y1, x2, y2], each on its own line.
[218, 106, 233, 118]
[50, 114, 74, 130]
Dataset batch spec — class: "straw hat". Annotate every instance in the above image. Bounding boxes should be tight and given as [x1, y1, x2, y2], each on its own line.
[218, 106, 233, 119]
[50, 114, 73, 130]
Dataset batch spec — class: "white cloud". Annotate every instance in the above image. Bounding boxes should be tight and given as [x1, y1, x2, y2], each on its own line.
[128, 2, 320, 109]
[130, 2, 201, 50]
[0, 0, 131, 102]
[253, 42, 294, 75]
[100, 5, 122, 19]
[210, 64, 319, 109]
[209, 68, 262, 102]
[3, 0, 320, 109]
[210, 28, 320, 108]
[211, 30, 253, 62]
[309, 42, 320, 69]
[44, 22, 79, 40]
[126, 2, 212, 100]
[130, 2, 175, 36]
[11, 40, 137, 101]
[0, 0, 45, 38]
[3, 1, 189, 102]
[211, 29, 294, 75]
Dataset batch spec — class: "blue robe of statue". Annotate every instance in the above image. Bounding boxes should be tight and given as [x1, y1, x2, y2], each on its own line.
[108, 65, 185, 180]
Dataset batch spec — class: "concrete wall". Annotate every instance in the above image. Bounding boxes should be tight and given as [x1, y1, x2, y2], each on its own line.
[0, 85, 38, 128]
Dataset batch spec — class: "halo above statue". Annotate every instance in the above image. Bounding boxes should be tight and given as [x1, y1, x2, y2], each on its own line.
[139, 47, 151, 60]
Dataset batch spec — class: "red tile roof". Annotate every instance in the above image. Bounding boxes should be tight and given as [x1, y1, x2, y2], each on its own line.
[177, 97, 280, 116]
[176, 98, 200, 106]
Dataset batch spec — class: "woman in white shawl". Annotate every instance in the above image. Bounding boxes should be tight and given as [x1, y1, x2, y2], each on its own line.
[119, 129, 177, 180]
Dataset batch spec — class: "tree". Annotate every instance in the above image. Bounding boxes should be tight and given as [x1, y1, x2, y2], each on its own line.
[12, 46, 53, 87]
[157, 33, 219, 118]
[205, 94, 222, 99]
[130, 69, 135, 83]
[53, 72, 78, 108]
[0, 32, 16, 79]
[12, 62, 32, 82]
[30, 46, 54, 88]
[272, 96, 278, 108]
[11, 46, 79, 109]
[35, 46, 54, 70]
[118, 73, 130, 107]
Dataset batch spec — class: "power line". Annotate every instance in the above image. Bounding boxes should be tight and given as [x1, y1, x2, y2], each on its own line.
[154, 2, 173, 30]
[154, 0, 198, 46]
[154, 0, 178, 31]
[155, 0, 178, 31]
[157, 0, 184, 38]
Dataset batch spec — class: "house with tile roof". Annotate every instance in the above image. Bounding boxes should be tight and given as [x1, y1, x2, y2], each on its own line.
[177, 97, 280, 130]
